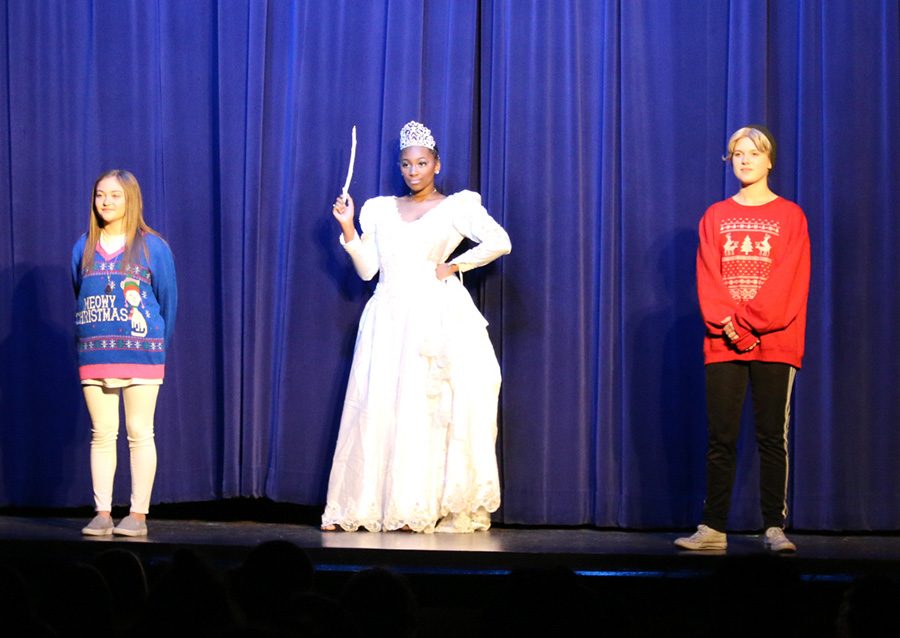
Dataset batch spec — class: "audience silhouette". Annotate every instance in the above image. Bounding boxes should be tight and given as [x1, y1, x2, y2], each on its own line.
[2, 538, 897, 637]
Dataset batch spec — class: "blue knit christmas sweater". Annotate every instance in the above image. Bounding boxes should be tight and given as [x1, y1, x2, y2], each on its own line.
[71, 233, 177, 380]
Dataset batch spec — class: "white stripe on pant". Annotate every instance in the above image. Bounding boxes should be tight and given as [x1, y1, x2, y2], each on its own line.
[82, 384, 159, 514]
[701, 361, 796, 532]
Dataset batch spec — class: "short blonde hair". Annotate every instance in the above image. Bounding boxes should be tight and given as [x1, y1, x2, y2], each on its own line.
[724, 126, 776, 165]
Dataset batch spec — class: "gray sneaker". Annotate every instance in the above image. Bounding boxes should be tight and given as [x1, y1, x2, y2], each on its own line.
[674, 524, 727, 550]
[763, 527, 796, 552]
[81, 514, 114, 536]
[112, 515, 148, 537]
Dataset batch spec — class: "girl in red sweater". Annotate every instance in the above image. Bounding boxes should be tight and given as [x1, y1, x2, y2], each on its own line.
[675, 126, 810, 552]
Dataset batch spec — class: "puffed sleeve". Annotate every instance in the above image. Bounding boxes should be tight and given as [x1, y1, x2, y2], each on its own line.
[447, 191, 511, 273]
[340, 197, 381, 281]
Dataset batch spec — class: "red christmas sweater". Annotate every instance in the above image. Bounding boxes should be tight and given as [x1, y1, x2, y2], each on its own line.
[696, 196, 810, 367]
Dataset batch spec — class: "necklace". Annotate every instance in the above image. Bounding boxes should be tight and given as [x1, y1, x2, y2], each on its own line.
[99, 231, 125, 294]
[408, 187, 438, 201]
[104, 267, 116, 294]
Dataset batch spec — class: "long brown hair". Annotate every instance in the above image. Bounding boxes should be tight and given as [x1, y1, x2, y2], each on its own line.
[81, 170, 160, 272]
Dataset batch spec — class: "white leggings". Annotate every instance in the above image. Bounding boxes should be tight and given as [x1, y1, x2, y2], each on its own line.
[82, 384, 159, 514]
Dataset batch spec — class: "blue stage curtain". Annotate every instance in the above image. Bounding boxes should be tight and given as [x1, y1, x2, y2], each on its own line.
[0, 0, 897, 530]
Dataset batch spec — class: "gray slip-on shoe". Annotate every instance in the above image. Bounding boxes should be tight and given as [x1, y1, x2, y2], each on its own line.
[112, 515, 148, 537]
[81, 514, 114, 536]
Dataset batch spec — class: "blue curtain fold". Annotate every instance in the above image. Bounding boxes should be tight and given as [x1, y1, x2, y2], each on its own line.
[1, 0, 898, 530]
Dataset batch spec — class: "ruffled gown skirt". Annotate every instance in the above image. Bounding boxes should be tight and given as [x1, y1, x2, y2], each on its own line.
[322, 269, 501, 533]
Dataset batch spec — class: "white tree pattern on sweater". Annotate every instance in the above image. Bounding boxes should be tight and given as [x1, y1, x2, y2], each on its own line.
[720, 218, 781, 302]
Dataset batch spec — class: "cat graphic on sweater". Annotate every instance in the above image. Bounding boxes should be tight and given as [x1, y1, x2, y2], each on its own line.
[121, 277, 148, 337]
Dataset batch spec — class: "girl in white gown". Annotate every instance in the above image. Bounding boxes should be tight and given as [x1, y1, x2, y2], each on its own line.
[322, 121, 511, 533]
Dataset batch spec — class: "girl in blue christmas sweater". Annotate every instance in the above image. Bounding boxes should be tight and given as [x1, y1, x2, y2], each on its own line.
[72, 169, 177, 537]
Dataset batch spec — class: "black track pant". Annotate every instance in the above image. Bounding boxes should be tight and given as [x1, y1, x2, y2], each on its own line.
[701, 361, 796, 532]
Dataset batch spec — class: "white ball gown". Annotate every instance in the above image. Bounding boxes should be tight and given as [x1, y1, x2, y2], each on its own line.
[322, 190, 511, 533]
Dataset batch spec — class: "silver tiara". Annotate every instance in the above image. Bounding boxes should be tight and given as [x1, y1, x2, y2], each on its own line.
[399, 121, 436, 151]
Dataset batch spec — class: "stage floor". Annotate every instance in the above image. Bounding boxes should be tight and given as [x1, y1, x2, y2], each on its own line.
[2, 515, 899, 582]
